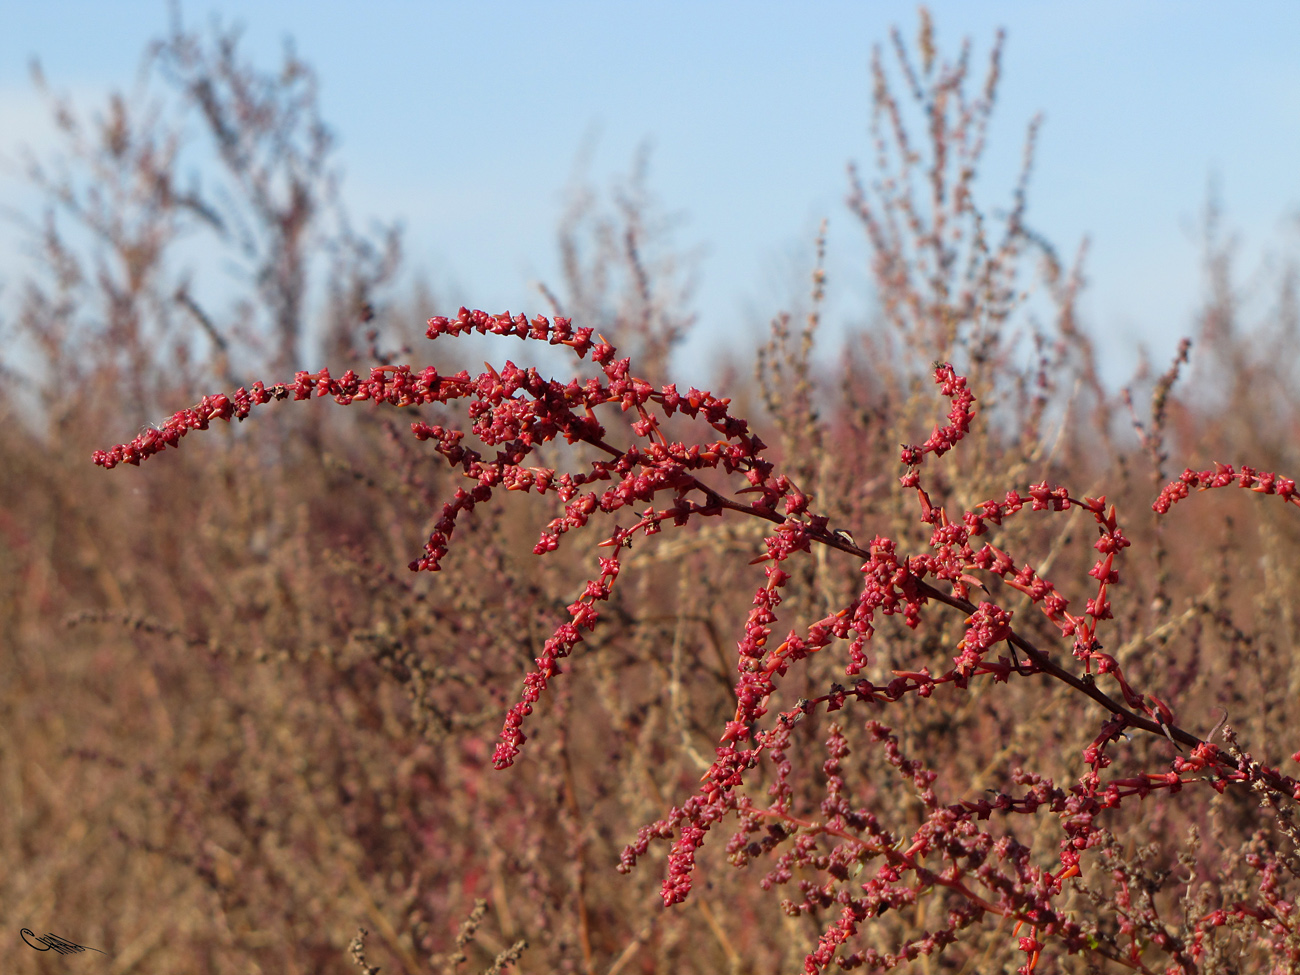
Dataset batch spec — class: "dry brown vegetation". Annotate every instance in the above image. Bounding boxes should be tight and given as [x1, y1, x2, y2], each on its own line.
[3, 11, 1298, 975]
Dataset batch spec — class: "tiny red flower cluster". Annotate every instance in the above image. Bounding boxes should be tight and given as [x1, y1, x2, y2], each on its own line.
[96, 312, 1300, 974]
[1154, 462, 1300, 513]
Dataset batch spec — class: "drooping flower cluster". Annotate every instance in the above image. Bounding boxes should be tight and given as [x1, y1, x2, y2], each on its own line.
[96, 311, 1300, 974]
[97, 309, 793, 771]
[1154, 462, 1300, 514]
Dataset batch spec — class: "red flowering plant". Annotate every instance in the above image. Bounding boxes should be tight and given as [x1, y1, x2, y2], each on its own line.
[74, 9, 1300, 974]
[94, 304, 1300, 973]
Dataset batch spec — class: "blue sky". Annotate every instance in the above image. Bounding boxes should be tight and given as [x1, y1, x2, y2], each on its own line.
[4, 1, 1299, 388]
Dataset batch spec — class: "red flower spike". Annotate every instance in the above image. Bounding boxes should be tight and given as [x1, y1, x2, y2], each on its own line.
[97, 325, 1300, 975]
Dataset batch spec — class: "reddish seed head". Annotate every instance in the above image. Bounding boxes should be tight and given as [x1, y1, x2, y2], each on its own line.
[92, 307, 1300, 975]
